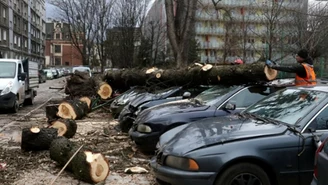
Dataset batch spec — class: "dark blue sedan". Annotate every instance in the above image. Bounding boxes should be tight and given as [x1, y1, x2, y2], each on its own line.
[153, 85, 328, 185]
[129, 79, 293, 153]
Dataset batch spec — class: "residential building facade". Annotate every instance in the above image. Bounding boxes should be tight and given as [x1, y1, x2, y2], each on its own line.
[0, 0, 46, 65]
[45, 19, 83, 67]
[145, 0, 308, 64]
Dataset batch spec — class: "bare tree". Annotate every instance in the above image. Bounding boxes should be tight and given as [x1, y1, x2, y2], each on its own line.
[107, 0, 149, 68]
[93, 0, 115, 72]
[294, 2, 328, 60]
[165, 0, 198, 67]
[49, 0, 97, 66]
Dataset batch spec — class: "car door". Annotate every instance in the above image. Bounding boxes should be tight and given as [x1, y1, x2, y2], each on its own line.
[215, 86, 271, 116]
[317, 138, 328, 185]
[299, 104, 328, 185]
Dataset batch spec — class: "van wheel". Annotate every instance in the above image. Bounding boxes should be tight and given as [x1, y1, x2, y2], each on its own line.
[215, 163, 271, 185]
[24, 91, 34, 106]
[11, 98, 19, 113]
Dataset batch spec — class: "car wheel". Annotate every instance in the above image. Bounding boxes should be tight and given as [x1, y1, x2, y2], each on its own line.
[215, 163, 271, 185]
[11, 97, 19, 113]
[119, 116, 133, 133]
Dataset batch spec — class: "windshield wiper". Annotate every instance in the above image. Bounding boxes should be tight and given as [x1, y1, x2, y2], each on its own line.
[242, 112, 271, 123]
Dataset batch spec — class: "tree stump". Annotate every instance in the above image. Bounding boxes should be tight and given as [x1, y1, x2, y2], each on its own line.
[50, 137, 110, 184]
[49, 119, 77, 138]
[97, 82, 112, 100]
[21, 127, 58, 151]
[79, 97, 92, 110]
[56, 100, 89, 120]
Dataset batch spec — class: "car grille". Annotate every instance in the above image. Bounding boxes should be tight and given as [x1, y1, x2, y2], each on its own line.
[156, 151, 164, 165]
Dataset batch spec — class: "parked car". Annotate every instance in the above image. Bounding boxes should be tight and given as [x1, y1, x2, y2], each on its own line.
[152, 85, 328, 185]
[311, 137, 328, 185]
[72, 66, 92, 77]
[119, 85, 210, 133]
[129, 80, 291, 153]
[110, 86, 148, 118]
[43, 69, 54, 79]
[38, 69, 47, 83]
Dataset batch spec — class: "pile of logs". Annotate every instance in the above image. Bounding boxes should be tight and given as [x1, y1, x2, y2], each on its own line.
[20, 96, 110, 184]
[65, 71, 112, 100]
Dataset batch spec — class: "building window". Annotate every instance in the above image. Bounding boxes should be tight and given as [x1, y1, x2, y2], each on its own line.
[54, 45, 61, 53]
[25, 40, 27, 47]
[3, 9, 6, 18]
[3, 30, 6, 40]
[65, 61, 69, 66]
[55, 33, 60, 39]
[14, 35, 16, 44]
[55, 57, 61, 65]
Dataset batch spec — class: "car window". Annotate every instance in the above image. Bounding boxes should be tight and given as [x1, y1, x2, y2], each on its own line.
[195, 85, 238, 106]
[324, 141, 328, 154]
[245, 89, 328, 125]
[308, 106, 328, 130]
[226, 86, 271, 108]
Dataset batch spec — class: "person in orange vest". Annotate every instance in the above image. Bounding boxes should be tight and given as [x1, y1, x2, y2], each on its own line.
[265, 49, 317, 86]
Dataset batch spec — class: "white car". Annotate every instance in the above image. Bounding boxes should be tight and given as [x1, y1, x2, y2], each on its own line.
[72, 66, 92, 77]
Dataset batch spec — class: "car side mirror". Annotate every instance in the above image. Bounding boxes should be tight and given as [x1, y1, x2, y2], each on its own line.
[224, 102, 236, 111]
[182, 92, 191, 99]
[18, 73, 26, 81]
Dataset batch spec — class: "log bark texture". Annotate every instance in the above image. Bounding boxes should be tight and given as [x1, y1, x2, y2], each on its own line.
[46, 104, 59, 123]
[21, 127, 58, 151]
[57, 100, 89, 120]
[50, 137, 110, 184]
[104, 62, 269, 90]
[65, 71, 112, 99]
[49, 119, 77, 138]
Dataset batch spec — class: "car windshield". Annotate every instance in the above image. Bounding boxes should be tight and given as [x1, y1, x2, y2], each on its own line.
[194, 85, 238, 106]
[244, 88, 328, 125]
[0, 62, 16, 78]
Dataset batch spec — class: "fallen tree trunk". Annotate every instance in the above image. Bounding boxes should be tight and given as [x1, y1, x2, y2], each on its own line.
[49, 119, 77, 138]
[57, 100, 89, 120]
[50, 137, 110, 184]
[46, 104, 59, 123]
[104, 62, 275, 90]
[79, 97, 92, 110]
[21, 127, 58, 151]
[65, 71, 112, 99]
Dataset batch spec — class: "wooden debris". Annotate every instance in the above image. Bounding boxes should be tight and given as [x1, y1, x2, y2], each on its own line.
[56, 100, 89, 120]
[50, 137, 110, 184]
[124, 166, 149, 174]
[21, 127, 58, 151]
[49, 119, 77, 138]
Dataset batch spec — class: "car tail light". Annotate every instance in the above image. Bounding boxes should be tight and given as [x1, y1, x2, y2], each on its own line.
[314, 137, 328, 178]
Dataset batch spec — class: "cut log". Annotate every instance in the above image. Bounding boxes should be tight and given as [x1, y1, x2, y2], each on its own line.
[79, 97, 92, 110]
[96, 82, 112, 100]
[50, 137, 110, 184]
[104, 62, 273, 90]
[46, 104, 59, 123]
[21, 127, 58, 151]
[49, 119, 77, 138]
[56, 100, 88, 120]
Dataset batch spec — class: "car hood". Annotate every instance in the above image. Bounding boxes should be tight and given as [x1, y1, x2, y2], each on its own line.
[0, 79, 13, 90]
[135, 99, 210, 123]
[160, 115, 288, 155]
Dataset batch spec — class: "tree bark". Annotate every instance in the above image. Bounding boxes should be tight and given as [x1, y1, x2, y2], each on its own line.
[46, 104, 60, 123]
[57, 100, 89, 120]
[49, 119, 77, 138]
[104, 62, 271, 90]
[50, 137, 110, 184]
[21, 127, 58, 151]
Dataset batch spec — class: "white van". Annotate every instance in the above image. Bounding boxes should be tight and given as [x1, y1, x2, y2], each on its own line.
[72, 66, 92, 77]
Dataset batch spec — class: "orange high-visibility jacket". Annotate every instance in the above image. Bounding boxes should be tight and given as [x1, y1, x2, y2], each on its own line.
[295, 63, 317, 86]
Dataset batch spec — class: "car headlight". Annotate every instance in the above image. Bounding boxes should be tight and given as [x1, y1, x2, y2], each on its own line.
[1, 82, 13, 95]
[165, 155, 199, 171]
[137, 124, 152, 133]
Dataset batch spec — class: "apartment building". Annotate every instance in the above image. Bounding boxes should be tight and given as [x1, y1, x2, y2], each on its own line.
[0, 0, 45, 65]
[145, 0, 308, 64]
[45, 20, 83, 67]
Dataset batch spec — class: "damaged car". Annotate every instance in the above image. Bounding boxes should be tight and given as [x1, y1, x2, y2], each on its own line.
[152, 86, 328, 185]
[129, 80, 291, 153]
[110, 86, 148, 118]
[118, 85, 210, 132]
